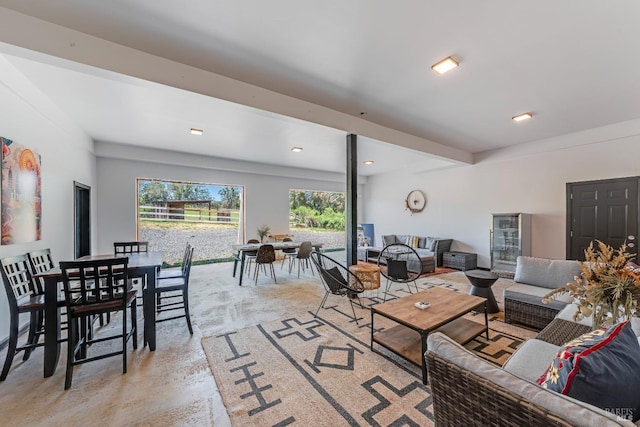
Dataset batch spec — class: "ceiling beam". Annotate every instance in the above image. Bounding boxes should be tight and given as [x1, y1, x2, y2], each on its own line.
[0, 7, 472, 165]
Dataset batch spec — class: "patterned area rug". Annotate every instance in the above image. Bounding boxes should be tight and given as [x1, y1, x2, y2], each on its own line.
[202, 279, 537, 426]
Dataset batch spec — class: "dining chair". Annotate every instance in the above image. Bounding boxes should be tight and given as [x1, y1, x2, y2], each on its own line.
[244, 239, 260, 276]
[158, 243, 192, 279]
[0, 254, 52, 381]
[114, 241, 149, 255]
[290, 241, 315, 278]
[280, 237, 297, 270]
[59, 257, 137, 389]
[253, 244, 277, 284]
[26, 249, 55, 294]
[155, 246, 195, 334]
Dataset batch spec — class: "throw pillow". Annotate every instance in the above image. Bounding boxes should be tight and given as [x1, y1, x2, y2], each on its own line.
[404, 235, 420, 248]
[382, 235, 397, 247]
[538, 321, 640, 422]
[426, 237, 438, 251]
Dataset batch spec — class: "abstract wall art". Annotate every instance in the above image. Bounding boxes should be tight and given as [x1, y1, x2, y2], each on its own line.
[1, 136, 41, 244]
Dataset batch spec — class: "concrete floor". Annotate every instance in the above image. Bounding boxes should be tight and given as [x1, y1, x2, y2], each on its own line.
[1, 251, 493, 426]
[0, 253, 334, 426]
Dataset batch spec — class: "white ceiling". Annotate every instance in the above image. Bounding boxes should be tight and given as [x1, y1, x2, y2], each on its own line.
[0, 0, 639, 175]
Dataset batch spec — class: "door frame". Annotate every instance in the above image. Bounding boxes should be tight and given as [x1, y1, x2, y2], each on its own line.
[74, 181, 91, 258]
[566, 175, 640, 260]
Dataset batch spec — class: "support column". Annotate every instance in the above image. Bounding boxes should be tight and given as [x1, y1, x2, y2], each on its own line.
[346, 134, 358, 266]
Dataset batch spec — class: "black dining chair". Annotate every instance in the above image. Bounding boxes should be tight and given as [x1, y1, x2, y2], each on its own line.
[60, 257, 138, 389]
[289, 241, 315, 278]
[244, 239, 260, 276]
[253, 244, 277, 284]
[0, 254, 53, 381]
[158, 243, 192, 279]
[155, 246, 195, 334]
[280, 237, 297, 270]
[114, 241, 149, 255]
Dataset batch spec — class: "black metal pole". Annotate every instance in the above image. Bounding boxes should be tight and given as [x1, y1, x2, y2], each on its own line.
[346, 134, 357, 266]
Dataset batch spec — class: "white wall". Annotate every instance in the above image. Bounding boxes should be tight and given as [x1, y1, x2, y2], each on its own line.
[0, 56, 97, 343]
[364, 135, 640, 268]
[95, 144, 361, 255]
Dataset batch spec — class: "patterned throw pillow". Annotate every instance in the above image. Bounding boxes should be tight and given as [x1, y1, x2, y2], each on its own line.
[538, 321, 640, 422]
[404, 235, 420, 248]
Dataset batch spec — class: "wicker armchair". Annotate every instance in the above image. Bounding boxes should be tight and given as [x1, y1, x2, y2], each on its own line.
[425, 332, 633, 426]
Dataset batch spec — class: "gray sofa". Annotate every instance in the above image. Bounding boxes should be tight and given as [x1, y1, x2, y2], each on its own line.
[426, 329, 639, 426]
[503, 256, 581, 329]
[377, 234, 453, 266]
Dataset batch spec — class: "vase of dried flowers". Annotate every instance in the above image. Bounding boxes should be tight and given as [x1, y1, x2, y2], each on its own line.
[543, 240, 640, 328]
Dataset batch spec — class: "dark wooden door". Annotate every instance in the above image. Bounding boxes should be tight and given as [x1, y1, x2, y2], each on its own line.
[74, 182, 91, 258]
[567, 177, 639, 261]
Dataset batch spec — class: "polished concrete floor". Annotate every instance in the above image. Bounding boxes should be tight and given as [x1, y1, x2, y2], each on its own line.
[0, 253, 337, 426]
[1, 252, 484, 426]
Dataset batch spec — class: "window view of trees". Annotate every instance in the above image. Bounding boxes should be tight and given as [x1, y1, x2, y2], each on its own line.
[289, 190, 345, 231]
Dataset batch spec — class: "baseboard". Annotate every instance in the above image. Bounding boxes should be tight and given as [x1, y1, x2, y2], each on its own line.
[0, 324, 30, 351]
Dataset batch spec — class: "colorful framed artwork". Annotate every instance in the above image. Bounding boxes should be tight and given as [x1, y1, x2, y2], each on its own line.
[1, 137, 41, 244]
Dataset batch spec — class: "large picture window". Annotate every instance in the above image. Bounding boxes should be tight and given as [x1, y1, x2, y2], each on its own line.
[137, 179, 243, 263]
[289, 189, 345, 250]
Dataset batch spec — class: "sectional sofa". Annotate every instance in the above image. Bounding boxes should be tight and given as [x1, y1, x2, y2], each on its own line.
[358, 234, 453, 267]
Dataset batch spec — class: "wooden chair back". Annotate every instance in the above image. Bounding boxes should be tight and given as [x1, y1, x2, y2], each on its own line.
[60, 258, 129, 310]
[27, 249, 55, 294]
[1, 255, 37, 312]
[114, 241, 149, 255]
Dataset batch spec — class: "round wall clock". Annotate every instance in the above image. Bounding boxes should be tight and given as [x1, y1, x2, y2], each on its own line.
[405, 190, 427, 214]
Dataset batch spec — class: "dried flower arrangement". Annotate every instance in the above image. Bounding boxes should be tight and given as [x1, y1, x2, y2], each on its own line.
[256, 224, 271, 243]
[543, 240, 640, 328]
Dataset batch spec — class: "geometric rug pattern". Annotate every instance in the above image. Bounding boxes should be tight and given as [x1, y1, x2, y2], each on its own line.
[202, 279, 536, 426]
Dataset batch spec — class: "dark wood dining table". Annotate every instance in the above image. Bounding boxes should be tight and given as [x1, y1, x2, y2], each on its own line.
[34, 251, 163, 378]
[231, 242, 322, 286]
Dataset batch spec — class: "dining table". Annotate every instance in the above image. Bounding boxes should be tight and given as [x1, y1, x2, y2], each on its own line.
[231, 241, 323, 286]
[34, 251, 163, 378]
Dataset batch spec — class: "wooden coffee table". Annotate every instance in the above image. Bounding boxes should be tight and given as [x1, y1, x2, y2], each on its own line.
[370, 287, 488, 384]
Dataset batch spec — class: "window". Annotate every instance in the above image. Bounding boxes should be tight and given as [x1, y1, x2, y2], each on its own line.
[289, 189, 345, 250]
[137, 179, 243, 263]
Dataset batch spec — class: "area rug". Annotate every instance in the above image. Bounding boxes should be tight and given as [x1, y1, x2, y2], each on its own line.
[202, 282, 535, 426]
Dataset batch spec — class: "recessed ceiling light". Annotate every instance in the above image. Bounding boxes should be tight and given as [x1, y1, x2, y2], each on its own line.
[512, 112, 533, 122]
[363, 160, 374, 165]
[291, 146, 303, 152]
[190, 128, 203, 135]
[431, 56, 459, 75]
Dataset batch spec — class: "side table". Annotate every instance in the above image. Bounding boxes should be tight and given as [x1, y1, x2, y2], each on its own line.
[349, 264, 381, 296]
[464, 269, 500, 313]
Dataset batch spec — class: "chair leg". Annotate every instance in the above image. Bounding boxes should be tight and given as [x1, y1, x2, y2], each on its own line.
[65, 317, 77, 390]
[122, 307, 128, 374]
[131, 300, 138, 349]
[183, 289, 193, 335]
[348, 299, 360, 325]
[23, 311, 38, 361]
[270, 264, 277, 284]
[314, 292, 330, 318]
[1, 311, 19, 381]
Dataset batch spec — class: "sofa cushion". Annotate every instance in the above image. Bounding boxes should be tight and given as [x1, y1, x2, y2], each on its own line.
[514, 256, 582, 289]
[426, 236, 437, 251]
[503, 339, 561, 382]
[404, 235, 420, 248]
[504, 283, 573, 311]
[381, 235, 398, 246]
[538, 321, 640, 422]
[417, 236, 427, 249]
[426, 332, 634, 426]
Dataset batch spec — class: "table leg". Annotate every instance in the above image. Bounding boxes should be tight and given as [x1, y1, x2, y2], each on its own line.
[43, 276, 61, 377]
[484, 302, 489, 340]
[421, 332, 428, 384]
[232, 251, 240, 277]
[144, 266, 157, 351]
[370, 309, 374, 351]
[238, 251, 246, 286]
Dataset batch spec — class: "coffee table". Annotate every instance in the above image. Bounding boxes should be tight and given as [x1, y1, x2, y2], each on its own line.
[370, 287, 488, 384]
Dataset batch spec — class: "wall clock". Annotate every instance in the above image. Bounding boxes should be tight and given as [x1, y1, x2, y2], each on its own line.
[405, 190, 427, 214]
